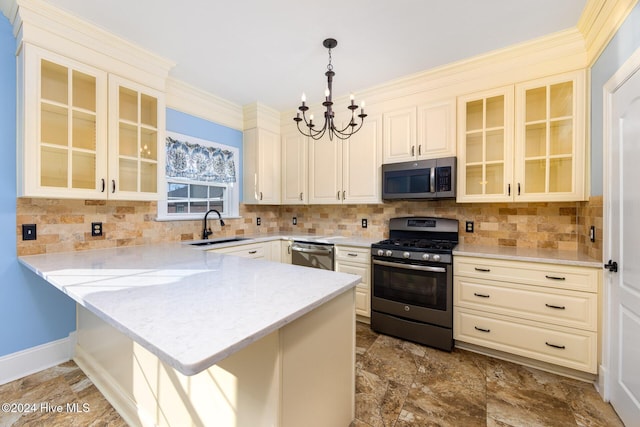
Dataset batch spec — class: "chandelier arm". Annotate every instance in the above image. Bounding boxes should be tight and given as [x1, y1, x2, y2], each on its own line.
[298, 108, 330, 139]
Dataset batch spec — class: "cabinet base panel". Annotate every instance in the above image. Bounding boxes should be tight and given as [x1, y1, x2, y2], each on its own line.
[455, 340, 597, 383]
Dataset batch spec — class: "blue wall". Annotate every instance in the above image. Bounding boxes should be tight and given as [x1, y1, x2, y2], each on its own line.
[0, 16, 76, 358]
[590, 2, 640, 196]
[166, 109, 244, 200]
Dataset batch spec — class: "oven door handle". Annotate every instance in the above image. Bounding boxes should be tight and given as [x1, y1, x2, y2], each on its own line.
[373, 259, 447, 273]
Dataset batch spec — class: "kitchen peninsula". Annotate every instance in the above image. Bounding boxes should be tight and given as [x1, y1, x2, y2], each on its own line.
[18, 243, 360, 427]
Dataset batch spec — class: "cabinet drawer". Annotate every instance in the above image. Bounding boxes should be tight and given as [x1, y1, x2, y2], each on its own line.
[454, 308, 597, 373]
[208, 242, 265, 259]
[454, 256, 599, 292]
[454, 277, 597, 331]
[335, 246, 370, 264]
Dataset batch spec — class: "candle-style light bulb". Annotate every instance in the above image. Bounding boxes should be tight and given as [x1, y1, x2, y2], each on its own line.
[350, 93, 355, 105]
[310, 114, 314, 122]
[324, 87, 330, 99]
[301, 93, 306, 104]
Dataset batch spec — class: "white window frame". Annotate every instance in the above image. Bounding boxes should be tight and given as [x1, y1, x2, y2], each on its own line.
[157, 132, 240, 221]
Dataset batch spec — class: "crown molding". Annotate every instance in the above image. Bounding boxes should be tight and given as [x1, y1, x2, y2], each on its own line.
[166, 77, 243, 131]
[243, 102, 280, 133]
[578, 0, 639, 66]
[13, 0, 174, 89]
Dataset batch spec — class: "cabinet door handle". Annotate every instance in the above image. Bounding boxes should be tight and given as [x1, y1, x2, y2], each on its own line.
[518, 182, 521, 196]
[101, 178, 105, 193]
[545, 303, 566, 310]
[342, 190, 346, 200]
[299, 192, 303, 201]
[474, 267, 491, 272]
[259, 192, 263, 201]
[111, 180, 116, 193]
[474, 292, 490, 298]
[474, 326, 490, 333]
[508, 183, 511, 196]
[545, 275, 566, 281]
[418, 145, 422, 156]
[411, 146, 415, 156]
[348, 253, 358, 257]
[287, 244, 291, 255]
[248, 250, 257, 254]
[337, 191, 341, 200]
[545, 342, 566, 350]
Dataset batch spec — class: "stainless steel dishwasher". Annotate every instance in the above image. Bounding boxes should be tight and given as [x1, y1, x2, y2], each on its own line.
[291, 241, 335, 270]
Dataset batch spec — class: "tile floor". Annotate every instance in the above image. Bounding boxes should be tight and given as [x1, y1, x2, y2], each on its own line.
[0, 323, 625, 426]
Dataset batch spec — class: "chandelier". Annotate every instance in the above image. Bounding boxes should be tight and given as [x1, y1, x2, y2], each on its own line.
[293, 38, 367, 141]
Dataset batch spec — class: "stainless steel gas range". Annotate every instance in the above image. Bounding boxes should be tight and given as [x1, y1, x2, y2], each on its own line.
[370, 217, 459, 351]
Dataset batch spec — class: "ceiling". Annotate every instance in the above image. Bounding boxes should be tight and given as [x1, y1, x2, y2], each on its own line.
[40, 0, 587, 112]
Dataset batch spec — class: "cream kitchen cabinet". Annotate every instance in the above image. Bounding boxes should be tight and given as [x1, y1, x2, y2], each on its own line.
[308, 114, 382, 204]
[457, 70, 586, 203]
[335, 245, 371, 319]
[281, 127, 308, 204]
[243, 128, 281, 204]
[382, 99, 456, 164]
[17, 44, 164, 200]
[208, 241, 271, 260]
[453, 255, 600, 374]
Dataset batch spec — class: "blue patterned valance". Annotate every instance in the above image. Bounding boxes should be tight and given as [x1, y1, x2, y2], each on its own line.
[166, 136, 236, 183]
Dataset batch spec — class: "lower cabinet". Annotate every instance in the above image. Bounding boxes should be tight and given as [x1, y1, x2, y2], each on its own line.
[453, 256, 600, 374]
[207, 241, 276, 260]
[335, 245, 371, 319]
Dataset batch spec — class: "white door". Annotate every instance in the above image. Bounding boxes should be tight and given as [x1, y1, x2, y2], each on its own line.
[607, 57, 640, 426]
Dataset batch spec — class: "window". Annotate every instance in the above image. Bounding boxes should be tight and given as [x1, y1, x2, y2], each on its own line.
[158, 132, 239, 220]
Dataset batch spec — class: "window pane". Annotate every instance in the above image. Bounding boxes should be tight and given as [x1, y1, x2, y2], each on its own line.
[210, 186, 224, 199]
[210, 201, 224, 211]
[190, 201, 208, 213]
[168, 202, 188, 213]
[167, 182, 188, 199]
[191, 184, 209, 199]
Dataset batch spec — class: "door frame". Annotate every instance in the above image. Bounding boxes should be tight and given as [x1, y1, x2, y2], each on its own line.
[600, 44, 640, 400]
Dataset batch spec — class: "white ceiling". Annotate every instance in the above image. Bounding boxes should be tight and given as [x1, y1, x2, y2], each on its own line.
[42, 0, 588, 112]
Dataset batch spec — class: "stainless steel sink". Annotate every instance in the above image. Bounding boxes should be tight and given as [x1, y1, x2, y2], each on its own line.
[189, 238, 249, 246]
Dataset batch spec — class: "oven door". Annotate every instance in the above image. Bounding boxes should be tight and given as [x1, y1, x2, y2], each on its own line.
[371, 257, 452, 327]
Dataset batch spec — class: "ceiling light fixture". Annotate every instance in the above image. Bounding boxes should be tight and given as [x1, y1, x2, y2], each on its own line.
[294, 38, 367, 141]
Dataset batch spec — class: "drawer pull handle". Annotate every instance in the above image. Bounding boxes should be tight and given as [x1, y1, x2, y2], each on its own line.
[474, 293, 490, 298]
[248, 250, 257, 254]
[545, 303, 566, 310]
[348, 253, 358, 257]
[545, 342, 566, 350]
[545, 275, 566, 281]
[474, 326, 490, 333]
[474, 267, 491, 272]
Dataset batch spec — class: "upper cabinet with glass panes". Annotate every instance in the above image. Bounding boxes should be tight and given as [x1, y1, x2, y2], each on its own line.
[17, 43, 165, 200]
[457, 70, 586, 203]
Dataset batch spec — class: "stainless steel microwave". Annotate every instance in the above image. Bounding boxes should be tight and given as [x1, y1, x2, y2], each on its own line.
[382, 157, 456, 200]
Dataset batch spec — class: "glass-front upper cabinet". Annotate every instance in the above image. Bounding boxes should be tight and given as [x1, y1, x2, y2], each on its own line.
[19, 45, 108, 198]
[457, 86, 514, 202]
[108, 75, 164, 200]
[515, 70, 586, 201]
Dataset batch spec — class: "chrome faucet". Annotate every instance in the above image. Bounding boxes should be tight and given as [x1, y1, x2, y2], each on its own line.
[202, 209, 225, 239]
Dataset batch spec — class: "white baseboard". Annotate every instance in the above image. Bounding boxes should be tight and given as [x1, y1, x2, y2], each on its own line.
[0, 332, 77, 386]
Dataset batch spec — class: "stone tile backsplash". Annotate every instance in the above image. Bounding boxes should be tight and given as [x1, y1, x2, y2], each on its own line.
[16, 197, 603, 260]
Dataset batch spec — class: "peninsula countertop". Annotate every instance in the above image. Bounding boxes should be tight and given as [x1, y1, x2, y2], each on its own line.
[18, 243, 361, 376]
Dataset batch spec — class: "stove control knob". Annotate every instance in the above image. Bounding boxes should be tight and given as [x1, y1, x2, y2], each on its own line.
[403, 251, 411, 259]
[433, 254, 441, 262]
[385, 250, 393, 257]
[422, 253, 430, 260]
[377, 249, 384, 256]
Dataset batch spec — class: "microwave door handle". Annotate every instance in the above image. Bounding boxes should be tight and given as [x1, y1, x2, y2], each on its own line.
[373, 259, 447, 273]
[430, 167, 436, 193]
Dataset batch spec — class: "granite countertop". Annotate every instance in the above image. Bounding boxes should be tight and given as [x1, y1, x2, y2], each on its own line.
[453, 243, 603, 268]
[185, 233, 380, 249]
[18, 243, 360, 376]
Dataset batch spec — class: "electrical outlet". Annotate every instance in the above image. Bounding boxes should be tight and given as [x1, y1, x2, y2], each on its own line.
[362, 218, 368, 228]
[292, 217, 297, 225]
[91, 222, 103, 237]
[590, 226, 596, 242]
[256, 217, 261, 226]
[465, 221, 474, 233]
[22, 224, 37, 241]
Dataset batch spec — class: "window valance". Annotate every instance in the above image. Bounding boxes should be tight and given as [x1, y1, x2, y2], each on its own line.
[165, 136, 236, 183]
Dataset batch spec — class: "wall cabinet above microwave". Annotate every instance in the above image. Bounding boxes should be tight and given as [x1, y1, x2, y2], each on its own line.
[382, 99, 456, 164]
